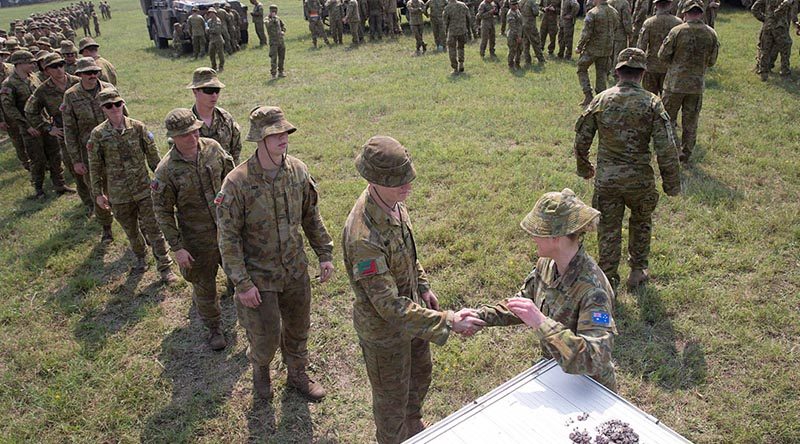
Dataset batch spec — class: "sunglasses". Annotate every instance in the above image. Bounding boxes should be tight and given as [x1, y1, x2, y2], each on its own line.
[79, 70, 100, 77]
[102, 101, 124, 109]
[47, 62, 66, 69]
[199, 87, 221, 95]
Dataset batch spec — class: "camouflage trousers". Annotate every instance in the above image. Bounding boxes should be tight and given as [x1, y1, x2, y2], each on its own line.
[359, 337, 432, 444]
[385, 10, 400, 35]
[500, 7, 509, 34]
[539, 14, 558, 53]
[191, 35, 207, 58]
[23, 131, 65, 191]
[479, 21, 495, 56]
[507, 34, 522, 67]
[269, 43, 286, 75]
[411, 24, 426, 51]
[642, 71, 665, 96]
[592, 186, 659, 287]
[235, 273, 311, 369]
[348, 20, 364, 45]
[661, 91, 702, 159]
[577, 53, 610, 95]
[180, 236, 222, 329]
[431, 18, 445, 48]
[309, 18, 330, 46]
[758, 26, 791, 75]
[208, 39, 225, 70]
[59, 138, 92, 207]
[329, 18, 344, 44]
[447, 33, 467, 69]
[5, 124, 30, 170]
[557, 18, 574, 58]
[255, 21, 267, 45]
[112, 197, 173, 272]
[521, 25, 544, 64]
[369, 13, 384, 40]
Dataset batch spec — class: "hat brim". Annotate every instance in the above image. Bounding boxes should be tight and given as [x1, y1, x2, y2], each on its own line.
[98, 95, 123, 106]
[75, 66, 102, 74]
[45, 58, 65, 68]
[166, 119, 204, 138]
[614, 60, 646, 70]
[355, 153, 417, 187]
[520, 205, 600, 238]
[186, 78, 226, 89]
[245, 120, 297, 142]
[79, 44, 99, 52]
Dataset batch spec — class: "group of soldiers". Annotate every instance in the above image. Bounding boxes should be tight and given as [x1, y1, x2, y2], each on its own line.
[173, 2, 245, 73]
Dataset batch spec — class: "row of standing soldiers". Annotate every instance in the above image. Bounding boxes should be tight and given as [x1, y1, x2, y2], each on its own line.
[174, 3, 245, 71]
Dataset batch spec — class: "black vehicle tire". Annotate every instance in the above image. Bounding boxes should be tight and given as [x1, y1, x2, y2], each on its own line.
[240, 28, 249, 44]
[157, 35, 170, 49]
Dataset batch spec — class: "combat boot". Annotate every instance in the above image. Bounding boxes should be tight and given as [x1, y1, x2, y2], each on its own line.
[101, 224, 113, 243]
[760, 72, 768, 81]
[278, 71, 286, 77]
[160, 269, 179, 284]
[458, 62, 464, 72]
[55, 185, 77, 195]
[580, 91, 593, 107]
[405, 418, 427, 437]
[422, 43, 427, 53]
[253, 365, 273, 400]
[31, 188, 46, 200]
[208, 327, 227, 351]
[132, 256, 147, 273]
[626, 268, 649, 290]
[287, 366, 326, 402]
[271, 73, 277, 79]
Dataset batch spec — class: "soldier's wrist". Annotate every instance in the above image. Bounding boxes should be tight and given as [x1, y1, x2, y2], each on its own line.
[235, 279, 255, 295]
[444, 310, 456, 330]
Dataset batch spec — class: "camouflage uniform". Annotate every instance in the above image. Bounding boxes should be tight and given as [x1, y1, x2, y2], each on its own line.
[751, 0, 796, 78]
[608, 0, 633, 63]
[658, 1, 719, 161]
[342, 136, 458, 444]
[187, 10, 208, 59]
[366, 0, 385, 41]
[539, 0, 560, 55]
[557, 0, 580, 59]
[575, 48, 681, 287]
[326, 0, 344, 44]
[307, 0, 331, 46]
[500, 0, 510, 35]
[215, 6, 235, 53]
[152, 110, 235, 340]
[520, 0, 545, 64]
[1, 59, 31, 171]
[476, 0, 496, 57]
[507, 2, 523, 67]
[88, 101, 173, 273]
[251, 1, 267, 46]
[443, 0, 471, 72]
[78, 38, 117, 85]
[425, 0, 448, 49]
[206, 11, 226, 71]
[344, 0, 364, 45]
[632, 0, 654, 37]
[226, 5, 242, 50]
[265, 8, 287, 76]
[408, 0, 428, 53]
[384, 0, 400, 35]
[192, 106, 242, 164]
[636, 1, 682, 95]
[216, 106, 333, 400]
[576, 0, 619, 103]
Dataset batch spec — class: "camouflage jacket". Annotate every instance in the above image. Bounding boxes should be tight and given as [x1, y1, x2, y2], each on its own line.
[574, 80, 681, 193]
[251, 2, 265, 19]
[216, 8, 234, 37]
[444, 0, 471, 35]
[576, 0, 619, 56]
[560, 0, 580, 21]
[476, 247, 618, 391]
[476, 0, 496, 27]
[266, 15, 286, 44]
[343, 188, 453, 346]
[0, 64, 18, 125]
[507, 8, 523, 36]
[520, 0, 540, 28]
[192, 105, 242, 163]
[207, 17, 226, 43]
[608, 0, 632, 41]
[425, 0, 448, 20]
[632, 0, 653, 34]
[344, 0, 362, 22]
[95, 57, 117, 86]
[62, 79, 116, 165]
[408, 0, 427, 25]
[0, 71, 40, 131]
[24, 74, 80, 131]
[539, 0, 561, 17]
[636, 10, 682, 74]
[366, 0, 384, 15]
[751, 0, 796, 28]
[65, 62, 78, 76]
[326, 0, 343, 20]
[187, 13, 207, 37]
[658, 18, 719, 94]
[88, 117, 161, 204]
[216, 153, 334, 294]
[152, 137, 235, 252]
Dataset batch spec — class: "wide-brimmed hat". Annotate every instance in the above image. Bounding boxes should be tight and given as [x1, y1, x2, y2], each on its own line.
[614, 47, 646, 70]
[681, 0, 703, 13]
[245, 106, 296, 142]
[355, 136, 416, 187]
[269, 4, 278, 9]
[520, 188, 600, 238]
[36, 36, 52, 48]
[0, 46, 9, 56]
[35, 50, 52, 62]
[4, 37, 20, 51]
[207, 7, 218, 14]
[42, 52, 64, 68]
[8, 49, 34, 65]
[74, 56, 102, 73]
[78, 36, 99, 53]
[60, 40, 77, 54]
[96, 87, 123, 106]
[185, 67, 226, 89]
[165, 108, 204, 137]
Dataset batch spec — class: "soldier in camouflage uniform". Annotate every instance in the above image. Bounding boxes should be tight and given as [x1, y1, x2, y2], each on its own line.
[152, 109, 235, 350]
[0, 43, 31, 172]
[475, 188, 618, 391]
[443, 0, 471, 74]
[557, 0, 579, 59]
[751, 0, 795, 80]
[632, 0, 653, 38]
[88, 88, 177, 282]
[326, 0, 344, 44]
[63, 57, 116, 241]
[224, 3, 242, 52]
[658, 0, 719, 163]
[266, 5, 287, 77]
[636, 0, 681, 95]
[500, 0, 510, 35]
[425, 0, 448, 50]
[520, 0, 546, 65]
[61, 40, 79, 75]
[187, 7, 207, 59]
[342, 136, 485, 444]
[476, 0, 497, 57]
[366, 0, 385, 41]
[608, 0, 633, 70]
[384, 0, 400, 36]
[186, 68, 242, 163]
[1, 50, 70, 199]
[408, 0, 429, 54]
[251, 0, 268, 46]
[216, 106, 334, 402]
[78, 37, 117, 85]
[539, 0, 560, 56]
[206, 8, 226, 72]
[575, 48, 681, 289]
[507, 0, 523, 68]
[215, 3, 235, 54]
[576, 0, 619, 106]
[308, 0, 332, 47]
[344, 0, 364, 46]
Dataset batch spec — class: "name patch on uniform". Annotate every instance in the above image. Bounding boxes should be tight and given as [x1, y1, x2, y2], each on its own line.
[213, 191, 225, 205]
[591, 311, 611, 327]
[353, 257, 388, 280]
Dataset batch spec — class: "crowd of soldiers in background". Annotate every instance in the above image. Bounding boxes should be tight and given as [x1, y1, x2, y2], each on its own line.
[171, 2, 246, 72]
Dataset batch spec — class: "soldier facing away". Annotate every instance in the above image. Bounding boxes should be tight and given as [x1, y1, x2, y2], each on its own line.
[443, 0, 472, 74]
[576, 0, 619, 106]
[251, 0, 268, 46]
[476, 0, 497, 57]
[557, 0, 580, 59]
[187, 7, 208, 59]
[636, 0, 682, 95]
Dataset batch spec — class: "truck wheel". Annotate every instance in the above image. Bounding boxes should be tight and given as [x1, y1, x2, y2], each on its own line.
[240, 29, 249, 44]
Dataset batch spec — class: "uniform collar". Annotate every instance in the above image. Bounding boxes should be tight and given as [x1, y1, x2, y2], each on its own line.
[363, 187, 404, 228]
[246, 149, 288, 179]
[617, 79, 643, 89]
[541, 245, 588, 289]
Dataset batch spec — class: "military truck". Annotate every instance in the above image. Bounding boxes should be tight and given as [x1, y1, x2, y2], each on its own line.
[141, 0, 249, 49]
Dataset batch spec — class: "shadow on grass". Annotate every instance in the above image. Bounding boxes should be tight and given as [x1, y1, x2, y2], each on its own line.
[254, 388, 315, 443]
[615, 285, 707, 391]
[683, 161, 743, 208]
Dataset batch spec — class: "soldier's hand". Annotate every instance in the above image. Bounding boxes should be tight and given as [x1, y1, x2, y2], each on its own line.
[175, 249, 194, 269]
[507, 297, 546, 328]
[452, 308, 486, 336]
[27, 127, 42, 137]
[319, 261, 335, 283]
[421, 289, 440, 310]
[238, 286, 262, 308]
[74, 162, 88, 175]
[49, 126, 64, 137]
[96, 194, 111, 210]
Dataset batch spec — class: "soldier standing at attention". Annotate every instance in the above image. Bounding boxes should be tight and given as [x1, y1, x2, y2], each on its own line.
[92, 12, 101, 36]
[443, 0, 471, 74]
[556, 0, 579, 59]
[636, 0, 681, 95]
[751, 0, 794, 80]
[216, 106, 334, 402]
[0, 43, 31, 172]
[408, 0, 428, 54]
[576, 0, 619, 106]
[520, 0, 546, 66]
[215, 3, 234, 54]
[575, 48, 681, 290]
[344, 0, 364, 46]
[78, 37, 117, 85]
[476, 0, 497, 58]
[266, 5, 287, 77]
[224, 3, 242, 52]
[507, 0, 523, 68]
[539, 0, 560, 56]
[187, 68, 242, 163]
[152, 109, 235, 351]
[342, 136, 485, 444]
[206, 8, 226, 72]
[172, 23, 186, 58]
[366, 0, 385, 42]
[308, 0, 332, 47]
[88, 88, 178, 283]
[475, 188, 618, 391]
[326, 0, 345, 45]
[658, 0, 718, 163]
[251, 0, 268, 46]
[425, 0, 448, 50]
[187, 7, 208, 59]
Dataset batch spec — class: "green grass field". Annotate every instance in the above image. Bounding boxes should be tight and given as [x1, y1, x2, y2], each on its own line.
[1, 0, 799, 442]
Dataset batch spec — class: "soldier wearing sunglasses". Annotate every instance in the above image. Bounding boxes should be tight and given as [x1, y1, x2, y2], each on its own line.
[186, 67, 242, 164]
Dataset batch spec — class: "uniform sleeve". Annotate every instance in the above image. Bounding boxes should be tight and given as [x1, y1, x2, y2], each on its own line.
[651, 98, 681, 195]
[229, 120, 242, 164]
[475, 273, 533, 327]
[105, 61, 117, 86]
[24, 91, 48, 131]
[0, 82, 27, 129]
[657, 27, 676, 63]
[707, 29, 719, 68]
[140, 124, 161, 172]
[88, 131, 105, 197]
[574, 102, 598, 178]
[636, 20, 648, 50]
[350, 240, 453, 345]
[216, 180, 254, 294]
[151, 166, 183, 251]
[534, 288, 616, 378]
[750, 0, 765, 21]
[416, 260, 431, 295]
[62, 95, 81, 164]
[301, 176, 334, 263]
[576, 12, 593, 52]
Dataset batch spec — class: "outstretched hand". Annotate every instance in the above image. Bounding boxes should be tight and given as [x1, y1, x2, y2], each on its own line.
[452, 308, 486, 337]
[506, 297, 546, 328]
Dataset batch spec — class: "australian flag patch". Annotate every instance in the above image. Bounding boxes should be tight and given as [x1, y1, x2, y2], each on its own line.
[591, 311, 611, 327]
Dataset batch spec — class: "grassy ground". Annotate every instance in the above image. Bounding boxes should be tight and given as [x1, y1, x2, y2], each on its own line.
[1, 0, 799, 442]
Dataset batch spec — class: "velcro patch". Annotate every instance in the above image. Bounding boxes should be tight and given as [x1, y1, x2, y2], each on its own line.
[591, 311, 611, 327]
[353, 256, 388, 280]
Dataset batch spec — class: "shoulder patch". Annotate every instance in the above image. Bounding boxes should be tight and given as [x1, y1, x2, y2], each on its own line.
[353, 256, 388, 280]
[591, 311, 611, 327]
[214, 191, 226, 205]
[147, 131, 155, 142]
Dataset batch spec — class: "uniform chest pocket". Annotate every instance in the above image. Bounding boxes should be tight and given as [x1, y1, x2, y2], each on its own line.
[286, 180, 305, 224]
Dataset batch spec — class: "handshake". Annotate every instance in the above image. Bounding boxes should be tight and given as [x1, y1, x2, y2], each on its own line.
[449, 308, 487, 337]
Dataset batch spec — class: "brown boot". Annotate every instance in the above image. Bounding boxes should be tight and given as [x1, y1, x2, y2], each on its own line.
[627, 268, 650, 289]
[208, 327, 227, 351]
[55, 185, 77, 195]
[101, 225, 113, 244]
[287, 366, 326, 401]
[253, 365, 273, 400]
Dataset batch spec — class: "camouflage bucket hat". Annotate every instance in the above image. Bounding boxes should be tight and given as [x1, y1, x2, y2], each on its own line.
[246, 106, 296, 141]
[269, 4, 278, 9]
[36, 36, 52, 48]
[207, 7, 218, 14]
[165, 108, 204, 137]
[186, 67, 226, 89]
[653, 0, 671, 4]
[520, 188, 600, 238]
[614, 47, 646, 70]
[681, 0, 703, 13]
[97, 87, 123, 106]
[35, 50, 52, 62]
[355, 136, 416, 187]
[4, 37, 20, 51]
[509, 0, 519, 4]
[42, 52, 64, 68]
[74, 56, 101, 73]
[60, 40, 77, 54]
[78, 36, 99, 53]
[8, 50, 34, 65]
[0, 46, 9, 56]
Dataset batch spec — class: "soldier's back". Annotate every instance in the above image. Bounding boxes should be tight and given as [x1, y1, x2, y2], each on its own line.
[662, 20, 718, 93]
[583, 3, 618, 56]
